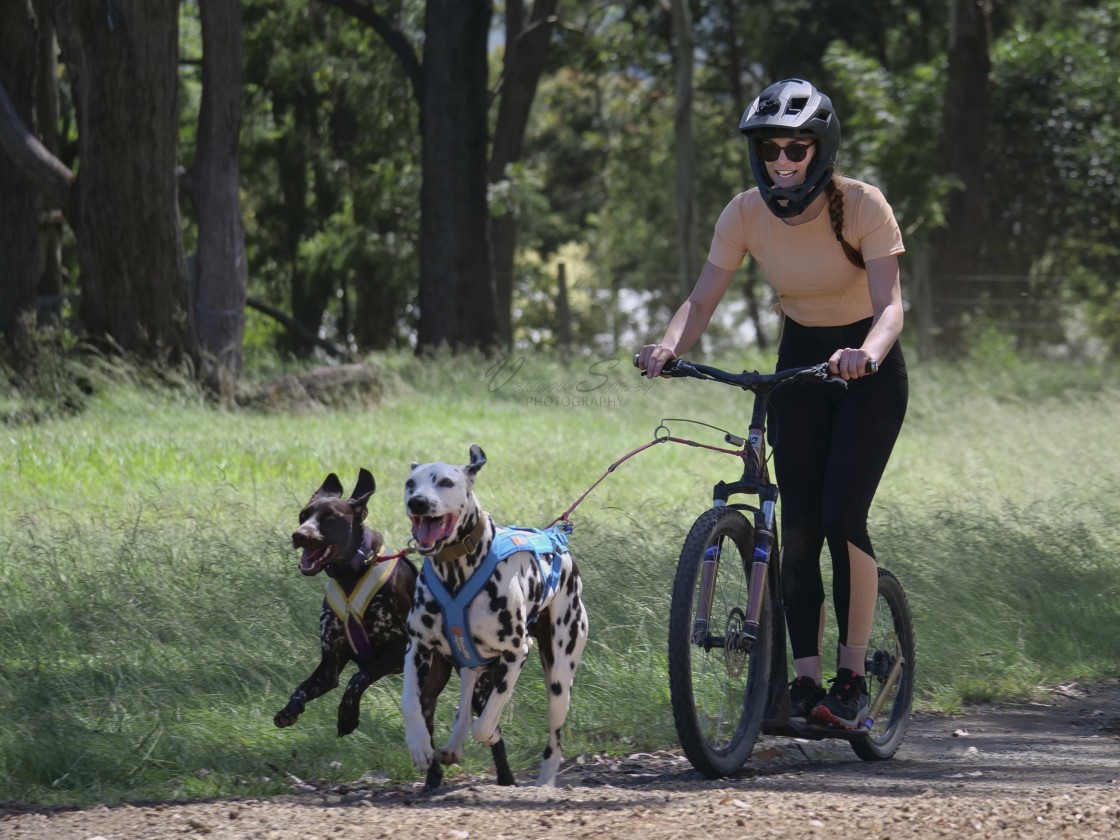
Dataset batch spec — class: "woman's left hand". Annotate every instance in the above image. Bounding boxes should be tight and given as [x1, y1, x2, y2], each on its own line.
[829, 347, 877, 380]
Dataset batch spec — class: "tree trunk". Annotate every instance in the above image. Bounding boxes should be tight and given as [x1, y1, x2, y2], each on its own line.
[317, 0, 499, 353]
[929, 0, 993, 356]
[670, 0, 697, 300]
[489, 0, 559, 348]
[0, 0, 42, 347]
[721, 0, 767, 350]
[183, 0, 248, 395]
[51, 0, 192, 364]
[35, 0, 64, 324]
[417, 0, 498, 352]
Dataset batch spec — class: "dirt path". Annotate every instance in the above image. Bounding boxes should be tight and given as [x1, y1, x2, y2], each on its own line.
[4, 679, 1119, 840]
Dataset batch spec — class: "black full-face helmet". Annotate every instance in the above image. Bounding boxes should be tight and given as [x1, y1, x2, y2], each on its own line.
[739, 79, 841, 218]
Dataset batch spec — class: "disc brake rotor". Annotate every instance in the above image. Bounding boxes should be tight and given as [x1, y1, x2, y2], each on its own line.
[724, 607, 749, 678]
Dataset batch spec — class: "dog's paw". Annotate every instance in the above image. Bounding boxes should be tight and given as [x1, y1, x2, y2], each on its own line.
[471, 718, 501, 746]
[337, 696, 360, 736]
[436, 746, 462, 766]
[421, 762, 444, 793]
[535, 759, 561, 787]
[406, 729, 435, 773]
[274, 698, 304, 728]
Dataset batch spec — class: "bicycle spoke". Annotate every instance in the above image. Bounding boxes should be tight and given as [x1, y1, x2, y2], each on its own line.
[851, 568, 915, 760]
[669, 508, 772, 776]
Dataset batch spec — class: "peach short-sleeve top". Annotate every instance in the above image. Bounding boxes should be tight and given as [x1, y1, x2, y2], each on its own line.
[706, 177, 905, 327]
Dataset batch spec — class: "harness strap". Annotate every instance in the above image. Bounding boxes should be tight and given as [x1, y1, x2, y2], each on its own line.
[422, 549, 503, 668]
[422, 524, 571, 669]
[325, 555, 401, 658]
[491, 527, 568, 621]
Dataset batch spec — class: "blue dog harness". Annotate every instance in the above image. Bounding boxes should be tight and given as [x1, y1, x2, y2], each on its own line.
[421, 524, 571, 669]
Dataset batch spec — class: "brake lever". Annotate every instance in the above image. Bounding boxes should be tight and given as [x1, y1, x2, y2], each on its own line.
[817, 358, 878, 386]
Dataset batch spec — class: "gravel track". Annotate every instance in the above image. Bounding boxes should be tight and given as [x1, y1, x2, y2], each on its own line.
[4, 679, 1118, 839]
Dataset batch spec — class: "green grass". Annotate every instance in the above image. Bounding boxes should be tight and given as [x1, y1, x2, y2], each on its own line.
[2, 348, 1119, 805]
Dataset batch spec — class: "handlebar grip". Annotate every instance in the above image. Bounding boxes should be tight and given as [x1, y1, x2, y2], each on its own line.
[634, 353, 682, 376]
[866, 359, 878, 376]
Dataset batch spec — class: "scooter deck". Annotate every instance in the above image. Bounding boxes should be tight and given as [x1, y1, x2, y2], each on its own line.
[762, 716, 870, 742]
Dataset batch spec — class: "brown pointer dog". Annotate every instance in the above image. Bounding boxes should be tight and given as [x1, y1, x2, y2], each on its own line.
[275, 468, 514, 791]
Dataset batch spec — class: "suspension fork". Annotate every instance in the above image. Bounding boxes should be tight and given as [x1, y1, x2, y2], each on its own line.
[693, 542, 720, 644]
[697, 424, 775, 647]
[743, 482, 778, 640]
[695, 409, 775, 646]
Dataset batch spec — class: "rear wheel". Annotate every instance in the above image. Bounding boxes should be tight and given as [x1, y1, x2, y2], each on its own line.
[851, 568, 915, 760]
[668, 507, 772, 777]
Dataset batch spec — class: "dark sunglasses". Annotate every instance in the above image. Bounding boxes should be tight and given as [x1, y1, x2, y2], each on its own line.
[757, 140, 814, 163]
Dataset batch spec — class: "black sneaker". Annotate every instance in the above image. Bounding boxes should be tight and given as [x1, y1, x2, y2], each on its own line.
[811, 668, 869, 729]
[788, 676, 826, 720]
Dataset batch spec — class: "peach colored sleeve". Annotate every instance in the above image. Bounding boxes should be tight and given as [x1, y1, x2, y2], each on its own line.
[707, 193, 751, 271]
[855, 186, 905, 261]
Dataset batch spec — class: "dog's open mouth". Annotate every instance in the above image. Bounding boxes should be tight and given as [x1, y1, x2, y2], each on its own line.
[299, 545, 337, 575]
[411, 513, 458, 553]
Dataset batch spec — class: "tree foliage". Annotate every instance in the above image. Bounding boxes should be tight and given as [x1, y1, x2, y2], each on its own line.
[5, 0, 1120, 380]
[983, 2, 1120, 352]
[238, 0, 421, 355]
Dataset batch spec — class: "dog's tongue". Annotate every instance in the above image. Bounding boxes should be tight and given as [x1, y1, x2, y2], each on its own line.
[299, 546, 335, 575]
[412, 514, 457, 550]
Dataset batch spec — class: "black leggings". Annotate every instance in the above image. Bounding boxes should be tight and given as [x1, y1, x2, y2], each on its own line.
[767, 317, 908, 660]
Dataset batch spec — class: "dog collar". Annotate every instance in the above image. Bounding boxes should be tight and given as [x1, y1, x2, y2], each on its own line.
[432, 516, 489, 564]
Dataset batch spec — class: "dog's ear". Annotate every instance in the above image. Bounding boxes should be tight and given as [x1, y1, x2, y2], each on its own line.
[312, 473, 344, 501]
[349, 492, 373, 521]
[351, 468, 376, 500]
[411, 461, 419, 470]
[465, 443, 487, 479]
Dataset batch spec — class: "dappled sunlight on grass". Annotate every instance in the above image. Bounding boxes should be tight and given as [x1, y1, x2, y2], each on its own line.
[3, 350, 1119, 804]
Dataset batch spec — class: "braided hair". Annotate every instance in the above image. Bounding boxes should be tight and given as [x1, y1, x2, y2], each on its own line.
[825, 176, 865, 269]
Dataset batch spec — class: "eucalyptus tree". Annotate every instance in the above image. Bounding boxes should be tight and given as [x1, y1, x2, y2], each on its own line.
[0, 1, 194, 366]
[3, 1, 249, 385]
[926, 0, 994, 356]
[310, 0, 570, 352]
[54, 0, 193, 364]
[669, 0, 698, 300]
[0, 0, 40, 349]
[489, 1, 562, 347]
[316, 0, 499, 353]
[181, 0, 250, 394]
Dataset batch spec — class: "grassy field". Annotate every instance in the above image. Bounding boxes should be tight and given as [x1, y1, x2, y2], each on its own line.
[2, 348, 1118, 805]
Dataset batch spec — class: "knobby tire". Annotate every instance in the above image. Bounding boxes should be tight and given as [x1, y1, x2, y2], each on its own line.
[668, 507, 772, 777]
[851, 567, 916, 760]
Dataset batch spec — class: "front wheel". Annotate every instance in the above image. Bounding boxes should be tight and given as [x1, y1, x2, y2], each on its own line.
[851, 568, 916, 760]
[668, 507, 773, 777]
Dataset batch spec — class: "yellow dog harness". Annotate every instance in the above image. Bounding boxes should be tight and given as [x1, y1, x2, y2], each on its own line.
[325, 557, 401, 658]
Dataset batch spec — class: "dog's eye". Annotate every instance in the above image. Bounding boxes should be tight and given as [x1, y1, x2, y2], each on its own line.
[298, 511, 310, 523]
[438, 477, 455, 488]
[405, 480, 414, 492]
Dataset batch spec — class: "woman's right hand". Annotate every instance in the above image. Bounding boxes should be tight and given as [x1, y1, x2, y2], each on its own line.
[635, 343, 678, 378]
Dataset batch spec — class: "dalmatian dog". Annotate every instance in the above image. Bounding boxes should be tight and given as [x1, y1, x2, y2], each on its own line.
[400, 443, 588, 787]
